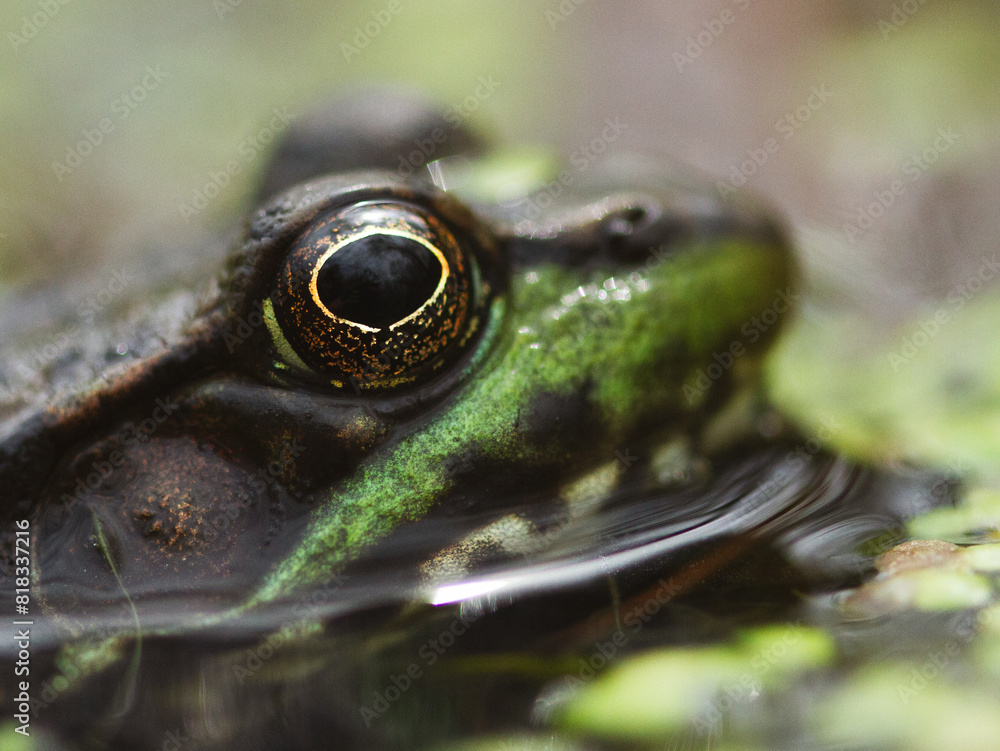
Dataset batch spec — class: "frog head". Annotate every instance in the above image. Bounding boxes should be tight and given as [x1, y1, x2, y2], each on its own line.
[0, 91, 796, 619]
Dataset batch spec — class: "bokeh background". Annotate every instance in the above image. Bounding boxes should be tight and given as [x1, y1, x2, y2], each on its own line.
[5, 3, 1000, 748]
[5, 0, 1000, 588]
[2, 0, 999, 314]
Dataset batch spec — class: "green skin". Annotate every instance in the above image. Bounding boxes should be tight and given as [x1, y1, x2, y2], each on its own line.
[0, 94, 795, 625]
[2, 223, 792, 703]
[255, 235, 792, 603]
[0, 94, 801, 751]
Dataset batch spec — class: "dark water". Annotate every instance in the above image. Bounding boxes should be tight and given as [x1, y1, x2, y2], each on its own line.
[1, 439, 946, 750]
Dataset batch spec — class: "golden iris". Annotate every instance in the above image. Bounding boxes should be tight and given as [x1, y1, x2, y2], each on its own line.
[265, 201, 479, 390]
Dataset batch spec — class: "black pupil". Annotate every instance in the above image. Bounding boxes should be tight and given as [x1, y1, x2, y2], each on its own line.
[316, 233, 442, 329]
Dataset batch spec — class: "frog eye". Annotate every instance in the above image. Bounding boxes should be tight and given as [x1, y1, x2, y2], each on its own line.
[264, 201, 480, 390]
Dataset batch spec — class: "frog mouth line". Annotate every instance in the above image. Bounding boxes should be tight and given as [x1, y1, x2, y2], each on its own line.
[3, 445, 922, 651]
[0, 116, 800, 678]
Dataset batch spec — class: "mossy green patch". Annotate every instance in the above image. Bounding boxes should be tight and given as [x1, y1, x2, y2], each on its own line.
[965, 544, 1000, 572]
[0, 727, 34, 751]
[558, 646, 746, 740]
[768, 285, 1000, 484]
[736, 623, 837, 675]
[557, 624, 834, 741]
[910, 488, 1000, 544]
[907, 570, 993, 611]
[255, 238, 791, 601]
[814, 665, 1000, 751]
[432, 735, 583, 751]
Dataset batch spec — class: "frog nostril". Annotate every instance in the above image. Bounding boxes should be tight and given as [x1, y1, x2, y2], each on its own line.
[622, 205, 649, 224]
[603, 204, 685, 262]
[604, 206, 648, 240]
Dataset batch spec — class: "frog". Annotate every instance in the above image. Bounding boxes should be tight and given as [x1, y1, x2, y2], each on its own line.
[0, 88, 796, 640]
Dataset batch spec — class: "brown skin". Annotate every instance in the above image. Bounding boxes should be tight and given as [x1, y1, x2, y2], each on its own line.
[0, 91, 496, 599]
[0, 91, 789, 614]
[14, 172, 504, 601]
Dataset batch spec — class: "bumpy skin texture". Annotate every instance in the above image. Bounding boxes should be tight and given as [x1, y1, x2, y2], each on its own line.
[256, 236, 792, 602]
[0, 91, 795, 614]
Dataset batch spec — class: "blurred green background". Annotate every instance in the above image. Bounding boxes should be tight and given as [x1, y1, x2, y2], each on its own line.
[5, 3, 1000, 749]
[4, 0, 1000, 524]
[0, 0, 570, 285]
[2, 0, 998, 302]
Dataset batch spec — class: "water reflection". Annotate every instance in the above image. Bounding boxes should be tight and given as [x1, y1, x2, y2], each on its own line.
[6, 439, 948, 749]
